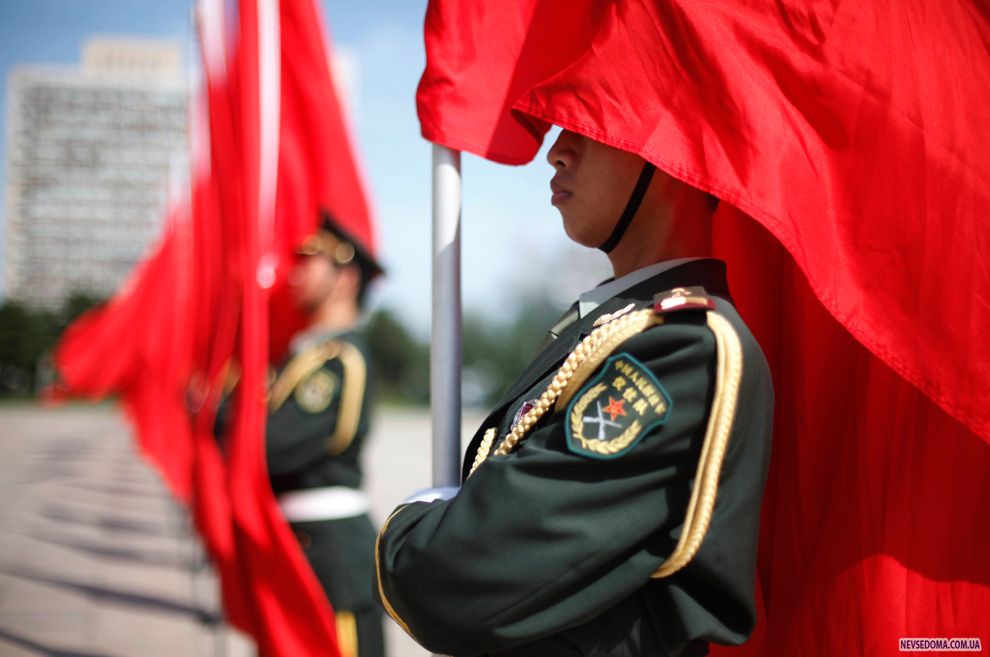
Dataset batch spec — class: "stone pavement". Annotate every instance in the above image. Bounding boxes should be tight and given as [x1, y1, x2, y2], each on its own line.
[0, 402, 483, 657]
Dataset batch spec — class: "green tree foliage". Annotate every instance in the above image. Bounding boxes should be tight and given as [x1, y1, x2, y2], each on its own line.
[461, 291, 567, 406]
[0, 292, 105, 396]
[0, 289, 565, 404]
[364, 307, 430, 405]
[364, 294, 567, 408]
[62, 291, 106, 326]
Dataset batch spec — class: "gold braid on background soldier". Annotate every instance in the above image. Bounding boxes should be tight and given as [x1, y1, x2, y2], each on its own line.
[268, 339, 366, 455]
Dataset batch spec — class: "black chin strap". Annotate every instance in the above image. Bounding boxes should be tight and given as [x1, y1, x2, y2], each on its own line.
[598, 162, 656, 254]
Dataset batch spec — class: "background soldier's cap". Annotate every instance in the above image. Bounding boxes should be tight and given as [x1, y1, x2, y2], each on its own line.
[297, 209, 385, 280]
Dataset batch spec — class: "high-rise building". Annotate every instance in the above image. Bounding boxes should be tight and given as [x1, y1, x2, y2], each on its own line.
[4, 37, 187, 309]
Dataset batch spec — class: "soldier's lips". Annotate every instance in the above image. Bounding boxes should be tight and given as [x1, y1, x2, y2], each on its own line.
[550, 179, 571, 206]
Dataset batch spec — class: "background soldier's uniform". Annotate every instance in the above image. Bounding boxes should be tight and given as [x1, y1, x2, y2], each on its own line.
[374, 258, 773, 657]
[264, 329, 384, 657]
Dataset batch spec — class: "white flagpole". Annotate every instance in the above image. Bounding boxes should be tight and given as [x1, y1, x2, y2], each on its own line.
[431, 144, 462, 488]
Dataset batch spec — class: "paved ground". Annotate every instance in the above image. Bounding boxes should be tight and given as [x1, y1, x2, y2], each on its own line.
[0, 402, 484, 657]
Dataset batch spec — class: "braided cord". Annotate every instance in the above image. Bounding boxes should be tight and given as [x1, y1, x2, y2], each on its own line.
[467, 308, 659, 477]
[468, 428, 498, 477]
[651, 311, 743, 578]
[465, 305, 745, 579]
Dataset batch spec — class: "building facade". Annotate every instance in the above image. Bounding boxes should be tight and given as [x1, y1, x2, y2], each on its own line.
[4, 38, 187, 309]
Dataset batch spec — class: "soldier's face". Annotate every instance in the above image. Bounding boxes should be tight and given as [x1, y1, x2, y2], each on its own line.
[288, 253, 336, 312]
[546, 130, 647, 247]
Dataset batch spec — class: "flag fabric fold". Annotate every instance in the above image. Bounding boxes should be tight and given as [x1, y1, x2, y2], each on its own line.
[416, 0, 990, 654]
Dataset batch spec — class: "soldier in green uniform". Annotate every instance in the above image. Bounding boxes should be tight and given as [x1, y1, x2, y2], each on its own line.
[222, 212, 386, 657]
[374, 130, 774, 657]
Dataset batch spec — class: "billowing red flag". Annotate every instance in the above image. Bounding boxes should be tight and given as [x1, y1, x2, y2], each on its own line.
[54, 206, 196, 503]
[417, 1, 990, 654]
[56, 0, 373, 653]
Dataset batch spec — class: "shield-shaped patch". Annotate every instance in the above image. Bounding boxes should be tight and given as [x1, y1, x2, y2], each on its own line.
[565, 353, 672, 459]
[294, 368, 338, 414]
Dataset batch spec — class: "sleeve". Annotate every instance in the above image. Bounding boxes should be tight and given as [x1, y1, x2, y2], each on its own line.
[374, 317, 720, 656]
[266, 340, 367, 476]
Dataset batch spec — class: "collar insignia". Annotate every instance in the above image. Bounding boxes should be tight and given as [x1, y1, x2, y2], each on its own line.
[593, 302, 636, 327]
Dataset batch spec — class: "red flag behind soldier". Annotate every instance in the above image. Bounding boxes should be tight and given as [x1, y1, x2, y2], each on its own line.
[416, 1, 990, 654]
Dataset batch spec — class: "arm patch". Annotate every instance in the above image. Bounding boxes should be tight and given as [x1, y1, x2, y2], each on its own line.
[293, 368, 338, 413]
[565, 353, 672, 460]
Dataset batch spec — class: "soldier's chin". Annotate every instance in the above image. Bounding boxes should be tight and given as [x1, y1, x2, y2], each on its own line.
[561, 216, 602, 250]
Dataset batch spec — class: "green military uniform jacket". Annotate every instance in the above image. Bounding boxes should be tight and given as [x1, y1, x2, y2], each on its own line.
[266, 330, 378, 613]
[374, 259, 773, 657]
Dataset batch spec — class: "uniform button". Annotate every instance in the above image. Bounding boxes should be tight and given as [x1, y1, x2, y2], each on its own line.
[296, 530, 312, 548]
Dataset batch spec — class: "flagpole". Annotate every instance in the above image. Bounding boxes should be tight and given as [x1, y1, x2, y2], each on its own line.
[431, 144, 462, 488]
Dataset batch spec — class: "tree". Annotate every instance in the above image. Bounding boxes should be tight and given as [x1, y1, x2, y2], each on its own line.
[0, 301, 57, 394]
[61, 291, 106, 329]
[0, 291, 106, 396]
[461, 291, 567, 406]
[364, 307, 430, 405]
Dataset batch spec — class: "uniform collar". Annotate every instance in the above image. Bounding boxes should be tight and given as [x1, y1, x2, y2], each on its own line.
[578, 257, 707, 318]
[289, 326, 350, 355]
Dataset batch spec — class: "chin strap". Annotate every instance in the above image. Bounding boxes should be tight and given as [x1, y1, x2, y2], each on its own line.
[598, 161, 656, 254]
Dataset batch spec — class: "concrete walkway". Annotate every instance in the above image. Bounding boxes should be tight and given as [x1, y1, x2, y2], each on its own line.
[0, 403, 482, 657]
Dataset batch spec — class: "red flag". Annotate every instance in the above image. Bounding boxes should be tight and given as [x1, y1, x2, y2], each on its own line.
[417, 1, 990, 654]
[199, 0, 343, 654]
[269, 0, 379, 361]
[55, 207, 196, 503]
[56, 0, 373, 653]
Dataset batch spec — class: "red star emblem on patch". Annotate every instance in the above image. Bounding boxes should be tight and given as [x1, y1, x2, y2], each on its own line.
[603, 397, 627, 421]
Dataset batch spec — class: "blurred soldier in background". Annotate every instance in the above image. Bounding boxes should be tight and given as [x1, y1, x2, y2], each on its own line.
[220, 211, 385, 657]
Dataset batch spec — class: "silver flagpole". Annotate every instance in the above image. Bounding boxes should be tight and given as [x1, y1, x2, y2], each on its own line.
[430, 144, 463, 489]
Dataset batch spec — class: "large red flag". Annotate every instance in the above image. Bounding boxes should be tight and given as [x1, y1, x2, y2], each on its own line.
[417, 1, 990, 654]
[55, 0, 374, 653]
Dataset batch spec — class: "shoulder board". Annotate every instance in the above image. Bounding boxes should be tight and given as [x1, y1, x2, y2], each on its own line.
[326, 340, 367, 455]
[653, 286, 716, 314]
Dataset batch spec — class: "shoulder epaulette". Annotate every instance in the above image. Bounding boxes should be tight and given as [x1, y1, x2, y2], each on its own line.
[326, 340, 367, 455]
[653, 286, 716, 314]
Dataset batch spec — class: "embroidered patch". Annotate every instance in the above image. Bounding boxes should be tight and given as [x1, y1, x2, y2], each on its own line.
[294, 369, 338, 414]
[565, 353, 672, 460]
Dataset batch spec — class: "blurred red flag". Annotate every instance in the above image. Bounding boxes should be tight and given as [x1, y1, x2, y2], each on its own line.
[418, 0, 990, 654]
[269, 0, 379, 361]
[54, 207, 196, 503]
[193, 0, 348, 654]
[55, 0, 374, 653]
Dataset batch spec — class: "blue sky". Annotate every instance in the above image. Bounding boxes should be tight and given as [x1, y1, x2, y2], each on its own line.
[0, 0, 610, 333]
